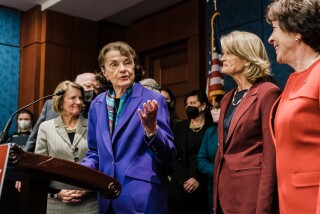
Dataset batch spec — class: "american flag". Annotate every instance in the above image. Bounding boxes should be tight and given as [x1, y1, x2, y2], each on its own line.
[206, 1, 224, 106]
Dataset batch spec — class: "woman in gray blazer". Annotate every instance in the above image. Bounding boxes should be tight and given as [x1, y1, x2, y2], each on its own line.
[35, 80, 98, 214]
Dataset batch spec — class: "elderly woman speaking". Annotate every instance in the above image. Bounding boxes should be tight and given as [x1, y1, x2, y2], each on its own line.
[81, 41, 176, 214]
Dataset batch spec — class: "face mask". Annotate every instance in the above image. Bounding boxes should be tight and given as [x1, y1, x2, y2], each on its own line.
[211, 108, 221, 123]
[84, 90, 96, 104]
[18, 120, 32, 130]
[186, 106, 200, 119]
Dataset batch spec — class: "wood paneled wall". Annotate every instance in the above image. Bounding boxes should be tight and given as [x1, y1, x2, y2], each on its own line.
[19, 0, 206, 120]
[128, 0, 206, 119]
[19, 6, 126, 116]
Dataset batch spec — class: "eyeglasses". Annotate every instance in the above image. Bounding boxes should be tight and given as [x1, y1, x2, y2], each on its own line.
[105, 59, 134, 72]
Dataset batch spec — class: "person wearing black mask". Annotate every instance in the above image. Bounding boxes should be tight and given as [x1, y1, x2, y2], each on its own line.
[168, 89, 213, 214]
[74, 73, 99, 118]
[160, 87, 180, 130]
[24, 72, 99, 152]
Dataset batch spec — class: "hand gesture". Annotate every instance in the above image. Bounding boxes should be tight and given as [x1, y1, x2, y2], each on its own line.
[138, 100, 158, 136]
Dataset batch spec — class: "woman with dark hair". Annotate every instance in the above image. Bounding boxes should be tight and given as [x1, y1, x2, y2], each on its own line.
[11, 109, 34, 137]
[9, 109, 34, 150]
[266, 0, 320, 213]
[160, 87, 180, 130]
[196, 94, 223, 214]
[169, 89, 213, 214]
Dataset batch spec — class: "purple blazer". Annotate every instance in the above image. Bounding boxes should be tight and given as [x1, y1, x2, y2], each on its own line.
[82, 83, 176, 214]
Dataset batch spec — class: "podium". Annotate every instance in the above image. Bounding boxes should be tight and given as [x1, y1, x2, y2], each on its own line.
[0, 144, 121, 214]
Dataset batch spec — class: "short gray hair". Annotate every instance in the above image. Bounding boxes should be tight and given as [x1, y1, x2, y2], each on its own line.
[140, 78, 160, 93]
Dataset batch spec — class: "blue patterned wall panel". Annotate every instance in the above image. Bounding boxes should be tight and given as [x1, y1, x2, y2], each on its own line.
[263, 0, 272, 12]
[0, 7, 21, 136]
[207, 0, 291, 92]
[207, 0, 263, 32]
[220, 21, 263, 39]
[0, 7, 20, 46]
[0, 45, 20, 135]
[218, 0, 262, 31]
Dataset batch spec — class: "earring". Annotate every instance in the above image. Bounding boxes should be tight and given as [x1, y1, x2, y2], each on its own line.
[295, 38, 300, 42]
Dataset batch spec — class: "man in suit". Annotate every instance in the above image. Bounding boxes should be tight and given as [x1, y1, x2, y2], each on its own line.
[24, 72, 98, 152]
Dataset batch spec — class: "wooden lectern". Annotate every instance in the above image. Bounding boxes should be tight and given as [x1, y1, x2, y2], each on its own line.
[0, 143, 121, 214]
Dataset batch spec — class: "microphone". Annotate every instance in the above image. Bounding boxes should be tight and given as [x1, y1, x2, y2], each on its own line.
[0, 90, 65, 144]
[54, 90, 65, 96]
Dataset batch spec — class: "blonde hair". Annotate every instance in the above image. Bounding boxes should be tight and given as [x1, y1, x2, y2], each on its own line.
[52, 80, 84, 113]
[221, 31, 271, 83]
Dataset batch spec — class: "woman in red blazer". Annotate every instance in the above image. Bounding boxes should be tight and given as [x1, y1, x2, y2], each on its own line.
[266, 0, 320, 213]
[213, 31, 280, 214]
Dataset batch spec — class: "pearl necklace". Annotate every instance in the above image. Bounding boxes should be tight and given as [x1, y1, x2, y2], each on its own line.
[63, 120, 78, 131]
[65, 124, 77, 131]
[189, 121, 205, 132]
[232, 89, 248, 106]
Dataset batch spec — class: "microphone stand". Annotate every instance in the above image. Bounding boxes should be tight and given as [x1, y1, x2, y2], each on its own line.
[0, 90, 65, 144]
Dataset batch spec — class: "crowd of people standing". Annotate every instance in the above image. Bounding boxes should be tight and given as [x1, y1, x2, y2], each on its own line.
[9, 0, 320, 213]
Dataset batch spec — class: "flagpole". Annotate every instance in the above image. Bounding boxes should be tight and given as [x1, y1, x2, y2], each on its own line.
[207, 0, 224, 106]
[211, 11, 220, 54]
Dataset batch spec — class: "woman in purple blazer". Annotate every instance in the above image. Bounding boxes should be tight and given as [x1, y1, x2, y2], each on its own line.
[213, 31, 280, 214]
[81, 41, 176, 214]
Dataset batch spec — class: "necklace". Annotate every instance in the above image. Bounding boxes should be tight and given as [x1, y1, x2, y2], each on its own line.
[62, 117, 78, 131]
[64, 123, 77, 131]
[232, 88, 248, 106]
[189, 121, 205, 132]
[305, 53, 320, 70]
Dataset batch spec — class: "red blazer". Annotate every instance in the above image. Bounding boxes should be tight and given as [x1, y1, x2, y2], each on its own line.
[269, 60, 320, 214]
[213, 81, 280, 214]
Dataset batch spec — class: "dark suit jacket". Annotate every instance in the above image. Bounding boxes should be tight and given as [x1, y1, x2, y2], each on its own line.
[24, 99, 58, 152]
[213, 81, 280, 214]
[169, 118, 213, 214]
[171, 119, 213, 186]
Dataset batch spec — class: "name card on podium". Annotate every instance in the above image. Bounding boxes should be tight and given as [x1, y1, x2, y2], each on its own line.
[0, 144, 10, 198]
